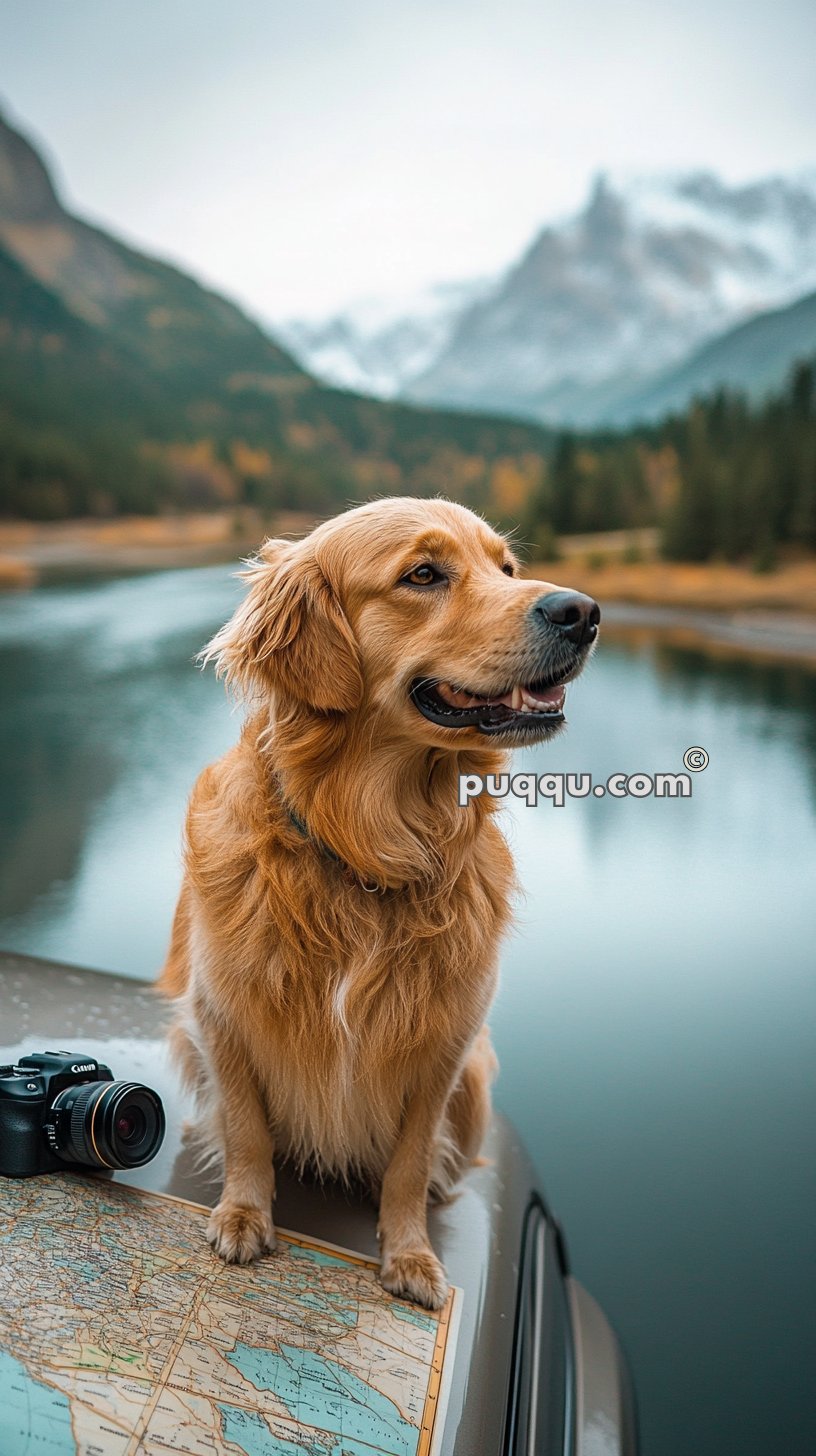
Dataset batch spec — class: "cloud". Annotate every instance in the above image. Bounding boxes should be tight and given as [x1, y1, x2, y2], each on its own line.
[2, 0, 814, 317]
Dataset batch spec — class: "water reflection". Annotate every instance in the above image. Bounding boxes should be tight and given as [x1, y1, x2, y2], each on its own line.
[1, 567, 815, 1456]
[495, 629, 816, 1456]
[0, 568, 241, 972]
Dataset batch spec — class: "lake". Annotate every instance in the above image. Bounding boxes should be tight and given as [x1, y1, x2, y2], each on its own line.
[1, 564, 814, 1456]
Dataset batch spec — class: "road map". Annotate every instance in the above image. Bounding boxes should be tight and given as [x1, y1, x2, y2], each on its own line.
[0, 1175, 459, 1456]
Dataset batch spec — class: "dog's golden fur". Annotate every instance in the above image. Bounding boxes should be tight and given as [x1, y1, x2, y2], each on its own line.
[159, 497, 591, 1308]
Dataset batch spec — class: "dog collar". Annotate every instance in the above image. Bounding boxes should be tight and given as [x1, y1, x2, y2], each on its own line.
[279, 786, 383, 893]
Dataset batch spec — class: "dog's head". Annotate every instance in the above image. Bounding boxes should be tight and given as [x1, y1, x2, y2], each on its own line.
[206, 497, 599, 751]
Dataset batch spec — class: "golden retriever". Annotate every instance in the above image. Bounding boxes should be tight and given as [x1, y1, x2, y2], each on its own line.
[158, 497, 599, 1308]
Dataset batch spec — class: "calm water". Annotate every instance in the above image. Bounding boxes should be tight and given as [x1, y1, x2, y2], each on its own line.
[1, 566, 815, 1456]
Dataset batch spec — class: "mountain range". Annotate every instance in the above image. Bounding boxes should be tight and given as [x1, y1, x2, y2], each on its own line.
[281, 171, 816, 428]
[3, 100, 815, 530]
[0, 108, 551, 520]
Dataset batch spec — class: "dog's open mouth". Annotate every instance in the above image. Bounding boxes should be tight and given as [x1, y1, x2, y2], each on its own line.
[410, 670, 569, 735]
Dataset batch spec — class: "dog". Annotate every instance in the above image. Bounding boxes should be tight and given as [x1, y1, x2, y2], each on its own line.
[158, 497, 599, 1309]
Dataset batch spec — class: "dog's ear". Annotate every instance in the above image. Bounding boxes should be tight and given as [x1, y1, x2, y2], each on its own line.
[202, 539, 363, 711]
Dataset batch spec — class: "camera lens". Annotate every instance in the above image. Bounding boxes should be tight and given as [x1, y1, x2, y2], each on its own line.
[115, 1108, 147, 1145]
[50, 1081, 165, 1170]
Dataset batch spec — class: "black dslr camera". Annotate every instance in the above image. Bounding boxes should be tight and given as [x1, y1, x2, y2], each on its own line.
[0, 1051, 166, 1178]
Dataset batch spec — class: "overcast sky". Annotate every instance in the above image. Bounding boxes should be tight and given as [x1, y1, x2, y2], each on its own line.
[1, 0, 815, 322]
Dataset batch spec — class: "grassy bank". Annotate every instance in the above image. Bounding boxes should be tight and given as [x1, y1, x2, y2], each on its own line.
[0, 509, 317, 585]
[527, 529, 816, 614]
[1, 517, 815, 619]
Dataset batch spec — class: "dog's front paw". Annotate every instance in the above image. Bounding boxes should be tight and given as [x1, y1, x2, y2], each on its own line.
[381, 1249, 449, 1310]
[207, 1201, 276, 1264]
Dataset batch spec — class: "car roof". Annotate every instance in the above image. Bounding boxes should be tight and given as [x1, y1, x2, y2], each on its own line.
[0, 949, 539, 1456]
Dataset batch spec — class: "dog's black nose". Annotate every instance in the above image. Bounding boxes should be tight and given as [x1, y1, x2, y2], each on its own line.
[532, 590, 601, 648]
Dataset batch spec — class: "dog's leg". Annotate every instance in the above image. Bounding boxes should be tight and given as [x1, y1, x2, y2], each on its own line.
[201, 1030, 277, 1265]
[378, 1069, 460, 1311]
[429, 1025, 497, 1202]
[166, 1021, 208, 1146]
[447, 1024, 497, 1160]
[157, 879, 193, 997]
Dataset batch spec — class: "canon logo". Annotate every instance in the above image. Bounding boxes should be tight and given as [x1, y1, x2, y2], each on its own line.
[71, 1062, 96, 1074]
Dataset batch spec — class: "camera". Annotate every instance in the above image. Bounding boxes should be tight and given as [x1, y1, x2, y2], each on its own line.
[0, 1051, 166, 1178]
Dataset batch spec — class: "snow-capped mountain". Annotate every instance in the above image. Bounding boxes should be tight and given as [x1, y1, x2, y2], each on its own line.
[279, 170, 816, 425]
[276, 279, 491, 399]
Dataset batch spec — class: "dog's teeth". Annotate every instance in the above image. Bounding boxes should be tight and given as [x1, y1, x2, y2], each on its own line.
[522, 684, 566, 714]
[511, 685, 524, 711]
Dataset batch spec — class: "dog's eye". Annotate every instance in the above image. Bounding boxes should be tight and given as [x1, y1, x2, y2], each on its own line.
[400, 564, 447, 588]
[502, 563, 515, 577]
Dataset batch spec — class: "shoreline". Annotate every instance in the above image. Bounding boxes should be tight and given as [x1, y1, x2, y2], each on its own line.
[1, 514, 816, 666]
[598, 602, 816, 667]
[0, 510, 317, 588]
[526, 534, 816, 665]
